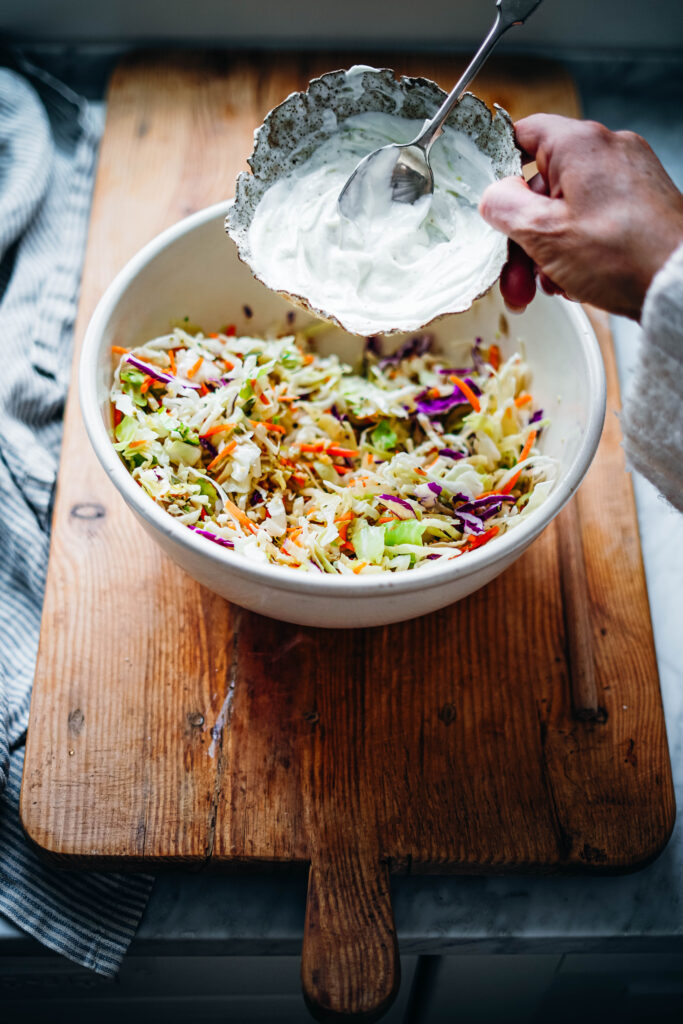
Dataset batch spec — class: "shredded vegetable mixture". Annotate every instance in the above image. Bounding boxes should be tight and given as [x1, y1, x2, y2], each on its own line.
[110, 324, 555, 575]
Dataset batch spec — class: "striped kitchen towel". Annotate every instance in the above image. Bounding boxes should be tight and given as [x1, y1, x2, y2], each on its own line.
[0, 56, 154, 977]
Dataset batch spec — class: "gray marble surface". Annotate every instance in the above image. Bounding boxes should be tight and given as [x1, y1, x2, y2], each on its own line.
[1, 55, 681, 956]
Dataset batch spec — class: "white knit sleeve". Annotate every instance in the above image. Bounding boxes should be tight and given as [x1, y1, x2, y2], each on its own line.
[621, 242, 683, 512]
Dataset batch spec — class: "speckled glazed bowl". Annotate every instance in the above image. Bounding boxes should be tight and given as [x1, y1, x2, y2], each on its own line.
[80, 201, 605, 628]
[226, 66, 522, 334]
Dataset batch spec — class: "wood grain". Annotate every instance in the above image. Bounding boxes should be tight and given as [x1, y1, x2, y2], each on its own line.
[20, 53, 674, 1023]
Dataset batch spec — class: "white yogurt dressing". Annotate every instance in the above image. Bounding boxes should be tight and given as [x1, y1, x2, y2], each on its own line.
[246, 109, 503, 336]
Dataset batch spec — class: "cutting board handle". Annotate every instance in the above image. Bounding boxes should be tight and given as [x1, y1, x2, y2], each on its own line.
[301, 850, 400, 1022]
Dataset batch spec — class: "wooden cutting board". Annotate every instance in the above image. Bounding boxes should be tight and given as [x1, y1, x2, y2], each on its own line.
[21, 53, 675, 1023]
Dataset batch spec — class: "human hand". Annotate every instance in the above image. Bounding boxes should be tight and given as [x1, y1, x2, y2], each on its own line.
[479, 114, 683, 320]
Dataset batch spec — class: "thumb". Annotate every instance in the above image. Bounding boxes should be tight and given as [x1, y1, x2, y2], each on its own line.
[479, 176, 557, 243]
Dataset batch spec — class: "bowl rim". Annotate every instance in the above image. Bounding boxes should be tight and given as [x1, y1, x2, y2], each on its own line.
[80, 199, 607, 598]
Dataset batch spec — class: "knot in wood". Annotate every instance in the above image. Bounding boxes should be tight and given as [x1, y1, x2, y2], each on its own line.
[68, 708, 85, 735]
[438, 702, 457, 726]
[70, 503, 106, 520]
[187, 711, 205, 728]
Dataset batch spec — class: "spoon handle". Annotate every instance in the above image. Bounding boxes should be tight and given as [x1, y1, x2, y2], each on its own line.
[415, 0, 543, 151]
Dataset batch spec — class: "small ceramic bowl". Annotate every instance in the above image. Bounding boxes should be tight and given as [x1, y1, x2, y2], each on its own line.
[226, 66, 522, 334]
[80, 201, 605, 628]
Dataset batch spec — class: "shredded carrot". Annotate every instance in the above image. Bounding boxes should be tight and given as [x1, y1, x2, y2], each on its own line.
[337, 521, 350, 542]
[113, 407, 123, 427]
[223, 497, 257, 534]
[334, 510, 355, 523]
[222, 359, 234, 371]
[501, 466, 530, 497]
[333, 465, 352, 475]
[199, 422, 234, 439]
[340, 540, 355, 554]
[448, 373, 481, 412]
[303, 354, 314, 365]
[291, 473, 308, 486]
[327, 445, 359, 458]
[198, 383, 209, 396]
[489, 344, 501, 371]
[258, 393, 270, 405]
[207, 441, 237, 472]
[278, 395, 298, 403]
[425, 455, 440, 470]
[250, 419, 286, 434]
[187, 357, 203, 379]
[111, 345, 129, 354]
[377, 514, 397, 524]
[298, 441, 360, 456]
[208, 332, 219, 338]
[415, 467, 427, 477]
[352, 562, 367, 574]
[128, 439, 147, 450]
[514, 393, 532, 408]
[463, 525, 499, 552]
[495, 429, 538, 494]
[519, 428, 537, 464]
[140, 375, 155, 394]
[168, 350, 177, 375]
[288, 527, 302, 540]
[428, 387, 440, 399]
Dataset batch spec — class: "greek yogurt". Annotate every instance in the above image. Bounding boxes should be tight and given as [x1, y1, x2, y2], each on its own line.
[246, 109, 503, 336]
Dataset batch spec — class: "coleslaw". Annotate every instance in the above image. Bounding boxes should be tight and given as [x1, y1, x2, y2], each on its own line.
[109, 322, 554, 575]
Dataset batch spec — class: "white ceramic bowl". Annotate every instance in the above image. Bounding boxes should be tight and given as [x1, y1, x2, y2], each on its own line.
[80, 201, 605, 628]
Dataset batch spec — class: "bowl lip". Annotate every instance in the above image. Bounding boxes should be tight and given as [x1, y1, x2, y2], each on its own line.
[80, 199, 607, 598]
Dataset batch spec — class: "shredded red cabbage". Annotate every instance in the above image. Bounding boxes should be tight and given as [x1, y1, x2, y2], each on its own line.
[456, 494, 516, 521]
[199, 437, 218, 458]
[379, 494, 416, 517]
[472, 337, 485, 373]
[438, 448, 465, 460]
[125, 355, 201, 390]
[416, 387, 467, 416]
[380, 334, 433, 367]
[452, 509, 485, 534]
[188, 525, 234, 547]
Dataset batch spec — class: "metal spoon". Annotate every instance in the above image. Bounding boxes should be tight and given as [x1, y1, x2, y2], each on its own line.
[338, 0, 543, 216]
